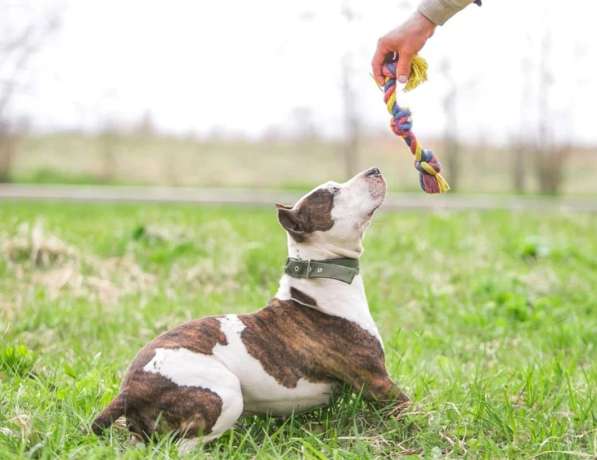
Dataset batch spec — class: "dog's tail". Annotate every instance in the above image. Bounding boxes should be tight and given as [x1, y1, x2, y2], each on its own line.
[92, 393, 125, 435]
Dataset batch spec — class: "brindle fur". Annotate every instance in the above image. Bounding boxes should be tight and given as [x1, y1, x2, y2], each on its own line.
[290, 287, 317, 306]
[93, 176, 409, 442]
[277, 189, 334, 242]
[92, 317, 226, 438]
[93, 298, 406, 439]
[239, 296, 406, 403]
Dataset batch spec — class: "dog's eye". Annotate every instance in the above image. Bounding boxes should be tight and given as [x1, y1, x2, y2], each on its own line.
[331, 186, 340, 195]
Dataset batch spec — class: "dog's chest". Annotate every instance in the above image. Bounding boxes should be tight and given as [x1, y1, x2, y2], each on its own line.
[213, 314, 337, 415]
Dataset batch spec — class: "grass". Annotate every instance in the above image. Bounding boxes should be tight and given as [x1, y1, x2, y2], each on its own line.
[0, 201, 595, 459]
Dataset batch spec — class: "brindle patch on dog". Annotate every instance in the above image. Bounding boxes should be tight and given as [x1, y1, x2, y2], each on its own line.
[277, 189, 334, 242]
[239, 297, 406, 403]
[146, 317, 227, 354]
[290, 287, 317, 306]
[106, 317, 227, 438]
[122, 369, 223, 439]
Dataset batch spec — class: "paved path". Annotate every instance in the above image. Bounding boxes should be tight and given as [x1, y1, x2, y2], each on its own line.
[1, 184, 596, 213]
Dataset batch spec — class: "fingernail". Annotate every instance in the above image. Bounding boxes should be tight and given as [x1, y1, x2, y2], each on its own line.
[398, 75, 408, 83]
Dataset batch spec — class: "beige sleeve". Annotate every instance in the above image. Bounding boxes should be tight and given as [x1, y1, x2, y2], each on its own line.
[418, 0, 475, 26]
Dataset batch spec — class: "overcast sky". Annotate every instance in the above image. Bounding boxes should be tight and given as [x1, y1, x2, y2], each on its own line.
[4, 0, 597, 144]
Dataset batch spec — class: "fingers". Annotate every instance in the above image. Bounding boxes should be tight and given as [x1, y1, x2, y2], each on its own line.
[371, 40, 389, 86]
[395, 52, 414, 84]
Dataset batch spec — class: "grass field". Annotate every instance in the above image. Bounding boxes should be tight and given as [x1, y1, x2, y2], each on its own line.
[10, 133, 597, 195]
[0, 201, 595, 459]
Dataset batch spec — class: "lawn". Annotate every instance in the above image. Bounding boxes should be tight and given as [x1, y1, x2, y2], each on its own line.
[0, 201, 595, 459]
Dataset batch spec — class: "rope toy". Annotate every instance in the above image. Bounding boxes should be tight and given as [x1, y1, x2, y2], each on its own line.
[380, 55, 450, 194]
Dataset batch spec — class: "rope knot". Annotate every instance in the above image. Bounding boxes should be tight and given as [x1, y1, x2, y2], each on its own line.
[415, 149, 439, 175]
[380, 56, 449, 194]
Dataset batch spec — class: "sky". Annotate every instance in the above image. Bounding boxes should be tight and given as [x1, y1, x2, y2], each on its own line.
[4, 0, 597, 144]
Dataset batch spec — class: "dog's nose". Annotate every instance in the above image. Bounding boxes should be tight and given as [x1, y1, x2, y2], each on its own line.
[365, 167, 381, 177]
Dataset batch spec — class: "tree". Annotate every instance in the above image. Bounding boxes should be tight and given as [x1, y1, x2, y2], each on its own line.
[439, 59, 461, 191]
[340, 0, 361, 178]
[289, 107, 320, 142]
[533, 30, 566, 195]
[510, 53, 533, 194]
[0, 2, 61, 182]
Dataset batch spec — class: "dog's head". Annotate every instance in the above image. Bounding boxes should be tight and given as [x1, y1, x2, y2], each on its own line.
[276, 167, 386, 258]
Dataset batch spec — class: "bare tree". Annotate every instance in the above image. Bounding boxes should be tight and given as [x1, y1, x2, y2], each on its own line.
[533, 30, 566, 195]
[289, 107, 320, 143]
[0, 128, 16, 182]
[135, 110, 156, 137]
[340, 0, 360, 178]
[99, 121, 118, 182]
[0, 2, 61, 182]
[510, 54, 533, 194]
[439, 59, 462, 190]
[510, 136, 528, 194]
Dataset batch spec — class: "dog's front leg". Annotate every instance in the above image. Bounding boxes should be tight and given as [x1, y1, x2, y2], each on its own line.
[363, 375, 410, 408]
[323, 344, 410, 412]
[343, 371, 410, 413]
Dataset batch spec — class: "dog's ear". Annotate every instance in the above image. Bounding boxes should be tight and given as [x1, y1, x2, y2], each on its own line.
[277, 207, 307, 241]
[275, 203, 293, 210]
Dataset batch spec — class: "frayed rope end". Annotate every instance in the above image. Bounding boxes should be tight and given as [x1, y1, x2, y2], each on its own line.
[404, 55, 428, 92]
[381, 55, 449, 194]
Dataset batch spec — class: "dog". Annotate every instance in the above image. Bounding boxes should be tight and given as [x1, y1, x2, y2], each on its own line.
[92, 167, 409, 446]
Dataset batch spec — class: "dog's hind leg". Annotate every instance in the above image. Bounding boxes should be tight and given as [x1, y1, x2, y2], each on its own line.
[121, 348, 244, 444]
[178, 437, 199, 455]
[171, 371, 244, 453]
[141, 358, 244, 445]
[123, 372, 244, 449]
[92, 393, 125, 434]
[171, 382, 244, 441]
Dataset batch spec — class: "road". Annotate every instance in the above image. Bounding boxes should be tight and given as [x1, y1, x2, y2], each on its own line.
[1, 184, 596, 213]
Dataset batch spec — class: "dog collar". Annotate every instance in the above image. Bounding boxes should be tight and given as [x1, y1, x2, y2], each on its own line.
[284, 257, 360, 284]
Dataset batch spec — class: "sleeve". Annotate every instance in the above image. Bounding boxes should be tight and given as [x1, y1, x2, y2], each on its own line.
[418, 0, 481, 26]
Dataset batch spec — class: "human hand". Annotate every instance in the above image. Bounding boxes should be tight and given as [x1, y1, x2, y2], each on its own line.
[371, 12, 436, 86]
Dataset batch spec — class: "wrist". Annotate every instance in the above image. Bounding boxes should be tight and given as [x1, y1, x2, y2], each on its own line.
[413, 11, 436, 38]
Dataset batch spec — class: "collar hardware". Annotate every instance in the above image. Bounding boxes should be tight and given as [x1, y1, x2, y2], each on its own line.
[284, 257, 360, 284]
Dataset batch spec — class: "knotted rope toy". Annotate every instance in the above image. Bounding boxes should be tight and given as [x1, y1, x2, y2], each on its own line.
[380, 55, 450, 193]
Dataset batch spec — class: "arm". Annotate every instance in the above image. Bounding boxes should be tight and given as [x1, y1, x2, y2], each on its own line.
[418, 0, 477, 26]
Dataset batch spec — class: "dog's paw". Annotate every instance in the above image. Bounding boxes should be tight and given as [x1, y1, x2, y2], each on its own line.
[389, 396, 411, 419]
[178, 438, 200, 455]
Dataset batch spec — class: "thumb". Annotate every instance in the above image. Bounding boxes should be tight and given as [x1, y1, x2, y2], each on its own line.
[371, 46, 387, 86]
[395, 52, 414, 84]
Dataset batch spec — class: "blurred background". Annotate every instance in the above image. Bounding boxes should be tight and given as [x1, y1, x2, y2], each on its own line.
[1, 0, 596, 196]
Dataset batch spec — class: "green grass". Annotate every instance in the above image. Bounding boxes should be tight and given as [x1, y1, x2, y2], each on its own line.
[0, 201, 595, 459]
[11, 168, 128, 186]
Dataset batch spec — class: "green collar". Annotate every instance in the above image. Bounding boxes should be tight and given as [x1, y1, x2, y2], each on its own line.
[284, 257, 360, 284]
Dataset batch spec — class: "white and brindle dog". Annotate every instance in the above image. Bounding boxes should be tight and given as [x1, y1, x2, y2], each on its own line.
[92, 167, 409, 446]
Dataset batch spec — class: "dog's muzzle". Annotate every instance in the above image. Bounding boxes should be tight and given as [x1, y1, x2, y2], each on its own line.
[365, 167, 382, 178]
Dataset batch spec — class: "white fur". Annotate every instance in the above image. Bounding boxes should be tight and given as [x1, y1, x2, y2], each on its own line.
[276, 169, 385, 347]
[143, 169, 386, 443]
[275, 274, 382, 346]
[178, 437, 199, 454]
[288, 171, 384, 260]
[143, 348, 243, 440]
[213, 314, 335, 415]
